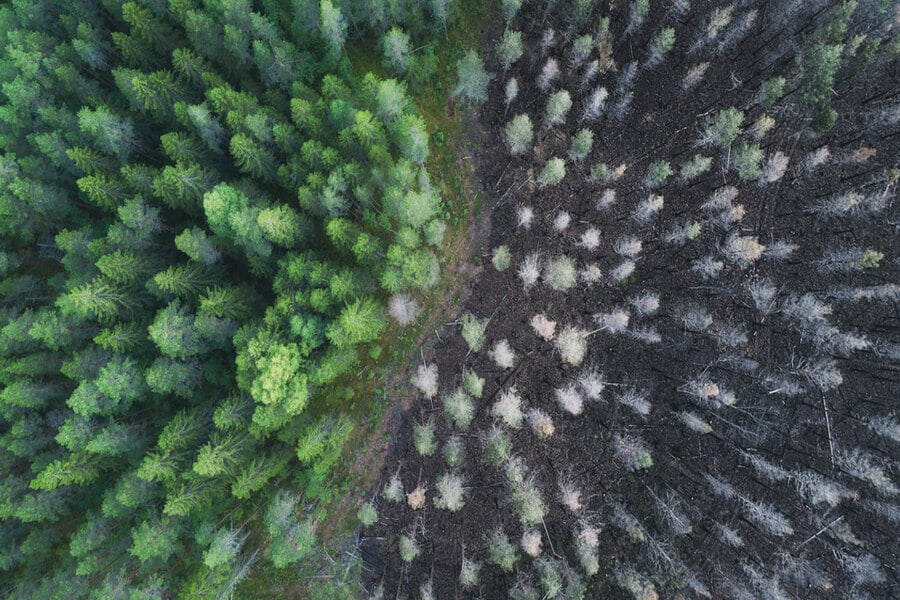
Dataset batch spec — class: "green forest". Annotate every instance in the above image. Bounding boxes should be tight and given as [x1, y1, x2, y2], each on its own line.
[0, 0, 480, 597]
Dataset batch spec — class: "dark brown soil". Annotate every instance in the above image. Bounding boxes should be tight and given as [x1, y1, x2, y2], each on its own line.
[364, 2, 899, 598]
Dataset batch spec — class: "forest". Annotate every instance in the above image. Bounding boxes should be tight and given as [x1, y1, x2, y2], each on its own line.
[0, 0, 898, 599]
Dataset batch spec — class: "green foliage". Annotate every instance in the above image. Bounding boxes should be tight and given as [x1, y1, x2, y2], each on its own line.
[703, 107, 744, 147]
[486, 529, 517, 572]
[539, 158, 566, 186]
[645, 161, 673, 187]
[504, 114, 534, 156]
[568, 129, 594, 161]
[492, 246, 511, 271]
[546, 90, 572, 126]
[732, 143, 764, 180]
[759, 77, 786, 107]
[454, 50, 493, 105]
[497, 30, 524, 69]
[460, 312, 488, 352]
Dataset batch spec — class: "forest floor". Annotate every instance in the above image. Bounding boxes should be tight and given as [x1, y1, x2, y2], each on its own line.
[364, 2, 898, 599]
[237, 1, 494, 597]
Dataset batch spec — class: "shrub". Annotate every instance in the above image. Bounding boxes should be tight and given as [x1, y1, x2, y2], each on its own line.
[413, 420, 436, 456]
[443, 388, 474, 430]
[568, 129, 594, 161]
[486, 529, 518, 572]
[489, 339, 516, 369]
[497, 30, 523, 69]
[483, 426, 513, 465]
[513, 481, 547, 525]
[559, 479, 583, 512]
[539, 157, 566, 186]
[732, 142, 763, 179]
[613, 434, 653, 471]
[493, 387, 525, 428]
[433, 473, 465, 511]
[504, 114, 533, 155]
[555, 326, 588, 366]
[518, 252, 541, 289]
[521, 529, 543, 557]
[555, 384, 584, 416]
[412, 363, 439, 398]
[545, 90, 572, 126]
[463, 370, 484, 397]
[528, 409, 555, 439]
[609, 260, 636, 282]
[383, 472, 404, 502]
[590, 162, 610, 181]
[398, 534, 419, 562]
[460, 312, 488, 352]
[357, 501, 378, 526]
[388, 293, 421, 326]
[545, 255, 577, 292]
[614, 235, 643, 258]
[492, 245, 511, 271]
[579, 227, 601, 250]
[703, 107, 743, 147]
[454, 49, 493, 105]
[531, 314, 557, 340]
[680, 154, 713, 181]
[553, 211, 571, 232]
[516, 205, 534, 229]
[644, 161, 672, 187]
[595, 308, 630, 334]
[442, 435, 465, 467]
[459, 554, 481, 588]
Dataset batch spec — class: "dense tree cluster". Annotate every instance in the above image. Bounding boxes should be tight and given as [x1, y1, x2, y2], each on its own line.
[0, 0, 455, 595]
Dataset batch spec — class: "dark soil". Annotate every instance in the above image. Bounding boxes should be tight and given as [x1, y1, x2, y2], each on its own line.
[364, 2, 899, 598]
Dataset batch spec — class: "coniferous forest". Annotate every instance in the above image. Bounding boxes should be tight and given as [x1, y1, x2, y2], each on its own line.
[0, 0, 898, 599]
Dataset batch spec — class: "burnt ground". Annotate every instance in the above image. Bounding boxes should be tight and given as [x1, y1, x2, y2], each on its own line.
[364, 1, 899, 598]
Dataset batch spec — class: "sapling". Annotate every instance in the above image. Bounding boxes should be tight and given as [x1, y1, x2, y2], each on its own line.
[646, 28, 676, 68]
[383, 472, 404, 502]
[731, 142, 764, 179]
[528, 408, 555, 439]
[568, 129, 594, 161]
[516, 205, 534, 229]
[518, 252, 541, 290]
[555, 383, 584, 416]
[486, 528, 518, 572]
[501, 0, 521, 22]
[553, 211, 571, 232]
[555, 326, 588, 366]
[530, 314, 556, 341]
[571, 34, 592, 66]
[611, 91, 634, 121]
[611, 504, 645, 542]
[682, 63, 709, 93]
[483, 426, 513, 465]
[492, 245, 511, 271]
[678, 305, 713, 331]
[680, 154, 712, 181]
[358, 501, 378, 526]
[544, 255, 577, 291]
[443, 387, 474, 429]
[579, 227, 601, 250]
[741, 497, 793, 536]
[407, 484, 427, 510]
[609, 260, 636, 282]
[577, 369, 605, 400]
[536, 558, 563, 598]
[702, 107, 744, 147]
[575, 524, 600, 575]
[460, 312, 488, 352]
[493, 386, 524, 428]
[545, 90, 572, 126]
[595, 308, 630, 334]
[462, 369, 484, 397]
[459, 554, 480, 589]
[615, 566, 657, 599]
[613, 434, 653, 471]
[629, 325, 662, 344]
[453, 50, 493, 105]
[643, 161, 672, 187]
[412, 363, 439, 398]
[442, 435, 464, 467]
[804, 146, 831, 172]
[489, 339, 516, 369]
[389, 293, 421, 325]
[521, 529, 543, 557]
[724, 234, 765, 266]
[617, 387, 651, 417]
[581, 60, 599, 87]
[497, 30, 524, 70]
[626, 0, 650, 35]
[513, 480, 547, 525]
[504, 114, 534, 155]
[628, 291, 660, 315]
[505, 78, 519, 109]
[762, 240, 797, 260]
[538, 157, 566, 186]
[413, 419, 436, 456]
[758, 76, 786, 107]
[654, 491, 692, 535]
[537, 58, 560, 91]
[664, 221, 702, 246]
[751, 114, 775, 140]
[433, 473, 465, 512]
[817, 247, 883, 273]
[590, 162, 610, 182]
[746, 278, 777, 314]
[399, 533, 420, 562]
[505, 455, 527, 484]
[614, 235, 643, 258]
[582, 86, 609, 121]
[633, 194, 664, 224]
